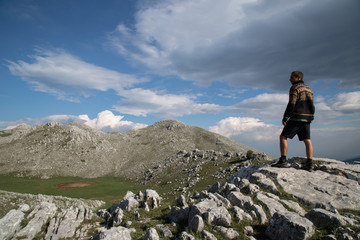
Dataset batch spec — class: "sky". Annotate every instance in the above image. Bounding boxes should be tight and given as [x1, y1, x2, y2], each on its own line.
[1, 0, 359, 160]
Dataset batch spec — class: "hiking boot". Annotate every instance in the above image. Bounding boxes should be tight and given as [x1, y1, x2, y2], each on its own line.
[272, 157, 288, 168]
[302, 159, 313, 172]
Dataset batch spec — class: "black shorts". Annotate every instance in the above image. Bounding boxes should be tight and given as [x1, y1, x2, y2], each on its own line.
[281, 121, 311, 141]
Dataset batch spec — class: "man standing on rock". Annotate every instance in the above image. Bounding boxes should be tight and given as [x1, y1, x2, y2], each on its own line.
[273, 71, 315, 170]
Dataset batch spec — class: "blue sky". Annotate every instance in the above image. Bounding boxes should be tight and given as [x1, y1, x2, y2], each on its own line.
[1, 0, 359, 160]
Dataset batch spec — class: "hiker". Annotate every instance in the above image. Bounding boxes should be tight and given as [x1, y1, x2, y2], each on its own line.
[273, 71, 315, 170]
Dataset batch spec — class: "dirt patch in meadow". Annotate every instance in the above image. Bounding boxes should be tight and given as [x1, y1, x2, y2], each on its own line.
[56, 182, 97, 190]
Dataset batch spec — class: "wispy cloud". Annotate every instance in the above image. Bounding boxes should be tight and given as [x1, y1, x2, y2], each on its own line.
[6, 48, 147, 101]
[114, 88, 224, 118]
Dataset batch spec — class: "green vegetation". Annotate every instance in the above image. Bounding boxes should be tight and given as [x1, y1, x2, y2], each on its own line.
[0, 132, 12, 137]
[0, 175, 144, 203]
[246, 150, 254, 159]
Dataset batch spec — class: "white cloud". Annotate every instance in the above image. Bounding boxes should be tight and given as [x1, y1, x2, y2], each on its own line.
[0, 110, 147, 132]
[234, 93, 288, 120]
[7, 48, 146, 101]
[332, 91, 360, 114]
[109, 0, 360, 90]
[114, 88, 223, 117]
[209, 117, 280, 141]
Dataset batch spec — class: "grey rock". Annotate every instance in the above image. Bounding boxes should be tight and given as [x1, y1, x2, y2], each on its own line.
[156, 224, 173, 238]
[214, 226, 239, 239]
[261, 161, 360, 210]
[144, 227, 160, 240]
[247, 183, 260, 195]
[92, 226, 136, 240]
[305, 208, 349, 229]
[188, 214, 204, 233]
[177, 231, 195, 240]
[202, 230, 217, 240]
[244, 225, 254, 235]
[189, 199, 232, 227]
[232, 206, 253, 223]
[16, 201, 57, 240]
[227, 191, 253, 210]
[112, 207, 124, 227]
[0, 208, 25, 240]
[167, 206, 189, 224]
[266, 211, 315, 240]
[233, 178, 250, 189]
[46, 205, 90, 240]
[255, 192, 288, 216]
[250, 204, 267, 224]
[144, 189, 162, 211]
[207, 192, 231, 208]
[176, 194, 188, 207]
[280, 199, 306, 216]
[221, 183, 240, 197]
[119, 191, 140, 211]
[249, 172, 279, 194]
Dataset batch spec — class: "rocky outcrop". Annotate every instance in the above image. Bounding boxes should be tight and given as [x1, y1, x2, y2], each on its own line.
[1, 158, 359, 239]
[0, 192, 104, 240]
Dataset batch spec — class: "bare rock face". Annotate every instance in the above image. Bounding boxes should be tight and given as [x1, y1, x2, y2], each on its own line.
[0, 208, 25, 240]
[0, 192, 104, 240]
[266, 211, 315, 240]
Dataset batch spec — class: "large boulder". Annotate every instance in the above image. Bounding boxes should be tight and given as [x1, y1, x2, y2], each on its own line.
[189, 199, 232, 227]
[266, 211, 315, 240]
[16, 202, 57, 239]
[305, 208, 355, 229]
[0, 208, 26, 240]
[92, 226, 135, 240]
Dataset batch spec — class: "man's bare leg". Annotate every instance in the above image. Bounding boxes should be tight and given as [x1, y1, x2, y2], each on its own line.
[273, 135, 288, 167]
[303, 139, 313, 170]
[304, 139, 313, 159]
[280, 135, 288, 157]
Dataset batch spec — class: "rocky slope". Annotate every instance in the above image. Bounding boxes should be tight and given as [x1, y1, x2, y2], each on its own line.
[1, 157, 360, 239]
[0, 120, 259, 179]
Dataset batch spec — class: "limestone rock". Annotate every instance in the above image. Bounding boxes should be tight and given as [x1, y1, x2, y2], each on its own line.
[188, 214, 204, 233]
[16, 201, 57, 239]
[232, 206, 253, 223]
[227, 191, 253, 210]
[92, 226, 135, 240]
[249, 172, 279, 194]
[202, 230, 217, 240]
[266, 211, 315, 240]
[0, 208, 25, 240]
[189, 199, 232, 227]
[167, 206, 189, 224]
[305, 208, 354, 229]
[46, 205, 92, 240]
[214, 226, 239, 239]
[255, 192, 288, 216]
[176, 231, 195, 240]
[144, 227, 160, 240]
[156, 224, 173, 238]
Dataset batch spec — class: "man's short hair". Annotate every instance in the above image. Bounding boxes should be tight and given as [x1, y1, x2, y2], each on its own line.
[292, 71, 303, 80]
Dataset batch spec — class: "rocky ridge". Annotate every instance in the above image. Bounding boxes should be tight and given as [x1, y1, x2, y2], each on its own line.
[0, 120, 259, 179]
[1, 157, 360, 239]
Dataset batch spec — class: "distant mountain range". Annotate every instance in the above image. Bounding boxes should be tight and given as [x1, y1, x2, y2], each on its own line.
[343, 156, 360, 164]
[0, 120, 262, 180]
